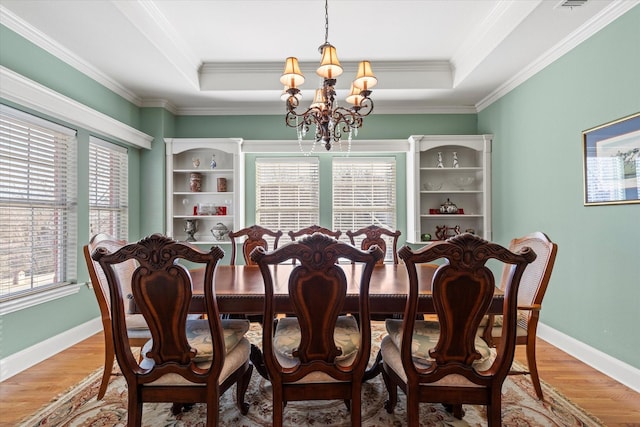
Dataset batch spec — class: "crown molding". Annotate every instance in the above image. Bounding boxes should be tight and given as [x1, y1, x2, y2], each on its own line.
[199, 60, 453, 91]
[476, 0, 639, 111]
[0, 66, 153, 149]
[175, 101, 477, 116]
[140, 98, 179, 115]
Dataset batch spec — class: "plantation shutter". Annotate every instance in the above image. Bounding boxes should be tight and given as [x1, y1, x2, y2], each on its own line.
[333, 157, 396, 261]
[0, 105, 78, 299]
[255, 157, 319, 245]
[88, 136, 128, 240]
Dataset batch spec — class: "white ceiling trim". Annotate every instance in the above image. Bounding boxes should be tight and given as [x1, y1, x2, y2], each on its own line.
[0, 66, 153, 149]
[476, 0, 639, 111]
[452, 0, 543, 87]
[0, 6, 142, 107]
[112, 0, 201, 90]
[199, 60, 453, 92]
[176, 101, 477, 116]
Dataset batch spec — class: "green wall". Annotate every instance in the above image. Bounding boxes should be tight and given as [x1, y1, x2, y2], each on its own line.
[478, 6, 640, 368]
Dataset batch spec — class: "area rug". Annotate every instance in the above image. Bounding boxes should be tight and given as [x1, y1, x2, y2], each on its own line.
[20, 322, 604, 426]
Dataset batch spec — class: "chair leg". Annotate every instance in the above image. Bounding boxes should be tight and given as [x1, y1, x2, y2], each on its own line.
[351, 386, 362, 425]
[272, 387, 284, 427]
[97, 346, 114, 400]
[487, 391, 502, 427]
[526, 333, 544, 399]
[97, 328, 116, 400]
[381, 366, 397, 413]
[406, 392, 420, 427]
[127, 392, 143, 427]
[236, 363, 253, 415]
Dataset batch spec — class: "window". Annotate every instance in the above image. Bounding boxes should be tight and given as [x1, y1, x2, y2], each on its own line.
[255, 157, 319, 246]
[333, 157, 397, 261]
[0, 105, 78, 300]
[89, 137, 128, 240]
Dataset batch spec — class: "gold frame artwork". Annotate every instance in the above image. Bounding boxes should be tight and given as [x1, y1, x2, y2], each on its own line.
[583, 112, 640, 206]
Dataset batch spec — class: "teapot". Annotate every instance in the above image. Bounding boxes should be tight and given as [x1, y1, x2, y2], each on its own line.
[439, 198, 459, 214]
[210, 222, 229, 241]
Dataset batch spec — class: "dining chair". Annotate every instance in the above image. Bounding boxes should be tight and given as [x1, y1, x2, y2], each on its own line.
[228, 225, 283, 323]
[84, 233, 151, 400]
[346, 225, 401, 265]
[288, 224, 342, 241]
[92, 234, 253, 426]
[228, 225, 283, 266]
[346, 225, 402, 321]
[380, 233, 536, 426]
[250, 233, 383, 427]
[478, 231, 558, 399]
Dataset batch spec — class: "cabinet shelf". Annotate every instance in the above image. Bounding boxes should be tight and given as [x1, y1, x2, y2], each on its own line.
[165, 138, 244, 247]
[420, 190, 482, 194]
[174, 168, 233, 174]
[407, 135, 492, 244]
[174, 191, 234, 196]
[420, 214, 484, 218]
[173, 215, 233, 219]
[420, 167, 482, 171]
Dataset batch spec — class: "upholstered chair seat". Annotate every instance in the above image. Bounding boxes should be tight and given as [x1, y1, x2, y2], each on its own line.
[273, 316, 361, 376]
[382, 319, 496, 384]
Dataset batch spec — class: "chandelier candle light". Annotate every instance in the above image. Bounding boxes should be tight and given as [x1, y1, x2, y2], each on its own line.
[280, 0, 377, 152]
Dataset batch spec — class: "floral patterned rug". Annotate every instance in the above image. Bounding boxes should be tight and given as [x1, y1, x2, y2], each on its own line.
[20, 322, 604, 426]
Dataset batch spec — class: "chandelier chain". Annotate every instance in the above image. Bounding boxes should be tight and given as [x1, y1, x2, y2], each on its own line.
[324, 0, 329, 45]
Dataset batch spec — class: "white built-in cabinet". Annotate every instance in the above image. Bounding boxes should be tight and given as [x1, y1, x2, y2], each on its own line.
[407, 135, 492, 244]
[165, 138, 244, 245]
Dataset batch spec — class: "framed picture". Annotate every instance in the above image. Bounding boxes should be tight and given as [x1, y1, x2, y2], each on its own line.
[583, 112, 640, 206]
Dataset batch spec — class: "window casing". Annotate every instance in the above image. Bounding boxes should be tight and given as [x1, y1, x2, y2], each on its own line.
[89, 136, 128, 240]
[255, 157, 319, 248]
[0, 105, 78, 301]
[333, 157, 397, 262]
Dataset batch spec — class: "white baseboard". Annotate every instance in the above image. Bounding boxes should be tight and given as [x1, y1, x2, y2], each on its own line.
[0, 317, 102, 382]
[537, 322, 640, 393]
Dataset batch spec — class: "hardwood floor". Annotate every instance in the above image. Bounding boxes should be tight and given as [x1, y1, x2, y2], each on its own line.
[1, 332, 639, 426]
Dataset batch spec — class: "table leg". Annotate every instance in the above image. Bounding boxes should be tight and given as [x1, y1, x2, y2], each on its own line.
[250, 344, 270, 380]
[363, 349, 383, 382]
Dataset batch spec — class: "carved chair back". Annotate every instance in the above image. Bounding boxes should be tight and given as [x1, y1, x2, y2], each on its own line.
[346, 225, 401, 264]
[251, 233, 383, 426]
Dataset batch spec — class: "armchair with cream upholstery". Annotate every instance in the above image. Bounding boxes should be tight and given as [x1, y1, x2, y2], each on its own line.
[91, 234, 253, 425]
[380, 233, 536, 426]
[479, 231, 558, 399]
[84, 233, 150, 400]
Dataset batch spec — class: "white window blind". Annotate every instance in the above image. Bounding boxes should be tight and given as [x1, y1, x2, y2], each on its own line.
[333, 157, 397, 261]
[0, 105, 78, 300]
[89, 136, 128, 240]
[255, 157, 319, 245]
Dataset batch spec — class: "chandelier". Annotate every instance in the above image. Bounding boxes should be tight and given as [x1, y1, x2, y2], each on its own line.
[280, 0, 377, 152]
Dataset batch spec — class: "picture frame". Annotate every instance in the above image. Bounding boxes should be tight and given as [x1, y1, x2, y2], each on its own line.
[583, 112, 640, 206]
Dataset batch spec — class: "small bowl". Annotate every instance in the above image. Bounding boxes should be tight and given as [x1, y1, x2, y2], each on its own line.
[452, 176, 475, 190]
[423, 182, 443, 191]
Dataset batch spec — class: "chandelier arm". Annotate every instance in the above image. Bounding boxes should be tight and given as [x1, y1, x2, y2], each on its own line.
[353, 97, 374, 117]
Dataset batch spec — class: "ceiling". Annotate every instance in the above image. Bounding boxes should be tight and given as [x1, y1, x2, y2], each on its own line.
[0, 0, 634, 115]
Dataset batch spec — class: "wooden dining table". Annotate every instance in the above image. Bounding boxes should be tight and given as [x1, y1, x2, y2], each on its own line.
[181, 263, 505, 315]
